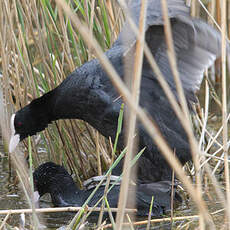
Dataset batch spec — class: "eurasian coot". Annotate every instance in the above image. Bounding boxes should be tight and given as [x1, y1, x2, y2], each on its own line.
[33, 162, 181, 217]
[10, 0, 225, 182]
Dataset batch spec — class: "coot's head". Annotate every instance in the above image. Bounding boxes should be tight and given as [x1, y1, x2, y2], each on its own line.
[9, 97, 53, 153]
[33, 162, 73, 196]
[33, 162, 58, 197]
[33, 162, 80, 207]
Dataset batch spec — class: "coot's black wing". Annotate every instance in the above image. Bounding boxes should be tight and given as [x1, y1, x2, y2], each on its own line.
[145, 17, 222, 99]
[117, 0, 223, 99]
[116, 0, 189, 47]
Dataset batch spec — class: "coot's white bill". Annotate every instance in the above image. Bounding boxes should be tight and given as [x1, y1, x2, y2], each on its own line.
[9, 114, 20, 153]
[33, 191, 40, 203]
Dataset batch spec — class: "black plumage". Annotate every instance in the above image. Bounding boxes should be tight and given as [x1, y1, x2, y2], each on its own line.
[10, 0, 225, 182]
[33, 162, 181, 217]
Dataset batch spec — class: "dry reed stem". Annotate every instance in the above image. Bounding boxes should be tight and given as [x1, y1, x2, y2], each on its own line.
[170, 152, 175, 228]
[103, 208, 225, 229]
[115, 0, 147, 229]
[146, 197, 153, 230]
[228, 0, 230, 40]
[221, 0, 230, 227]
[198, 79, 209, 150]
[97, 167, 113, 226]
[126, 214, 135, 230]
[0, 206, 137, 215]
[0, 212, 10, 230]
[204, 163, 227, 211]
[96, 131, 102, 176]
[89, 0, 96, 60]
[160, 0, 190, 121]
[198, 78, 210, 229]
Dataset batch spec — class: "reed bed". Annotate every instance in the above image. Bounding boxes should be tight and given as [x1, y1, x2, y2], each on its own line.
[0, 0, 230, 229]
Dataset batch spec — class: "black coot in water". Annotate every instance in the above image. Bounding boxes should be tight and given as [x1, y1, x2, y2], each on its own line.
[33, 162, 181, 217]
[10, 0, 225, 182]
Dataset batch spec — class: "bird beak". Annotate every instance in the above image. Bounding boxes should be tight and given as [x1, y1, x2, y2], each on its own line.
[9, 114, 20, 153]
[33, 191, 40, 203]
[33, 191, 40, 208]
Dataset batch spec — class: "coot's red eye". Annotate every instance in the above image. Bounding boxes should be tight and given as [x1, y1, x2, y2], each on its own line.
[17, 121, 22, 126]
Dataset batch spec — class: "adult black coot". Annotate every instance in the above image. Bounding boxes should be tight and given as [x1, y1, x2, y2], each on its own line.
[10, 0, 225, 182]
[33, 162, 181, 217]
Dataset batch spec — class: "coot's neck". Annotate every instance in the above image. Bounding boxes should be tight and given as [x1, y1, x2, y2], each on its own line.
[30, 90, 57, 121]
[29, 80, 94, 123]
[15, 90, 59, 140]
[51, 66, 123, 143]
[33, 162, 86, 207]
